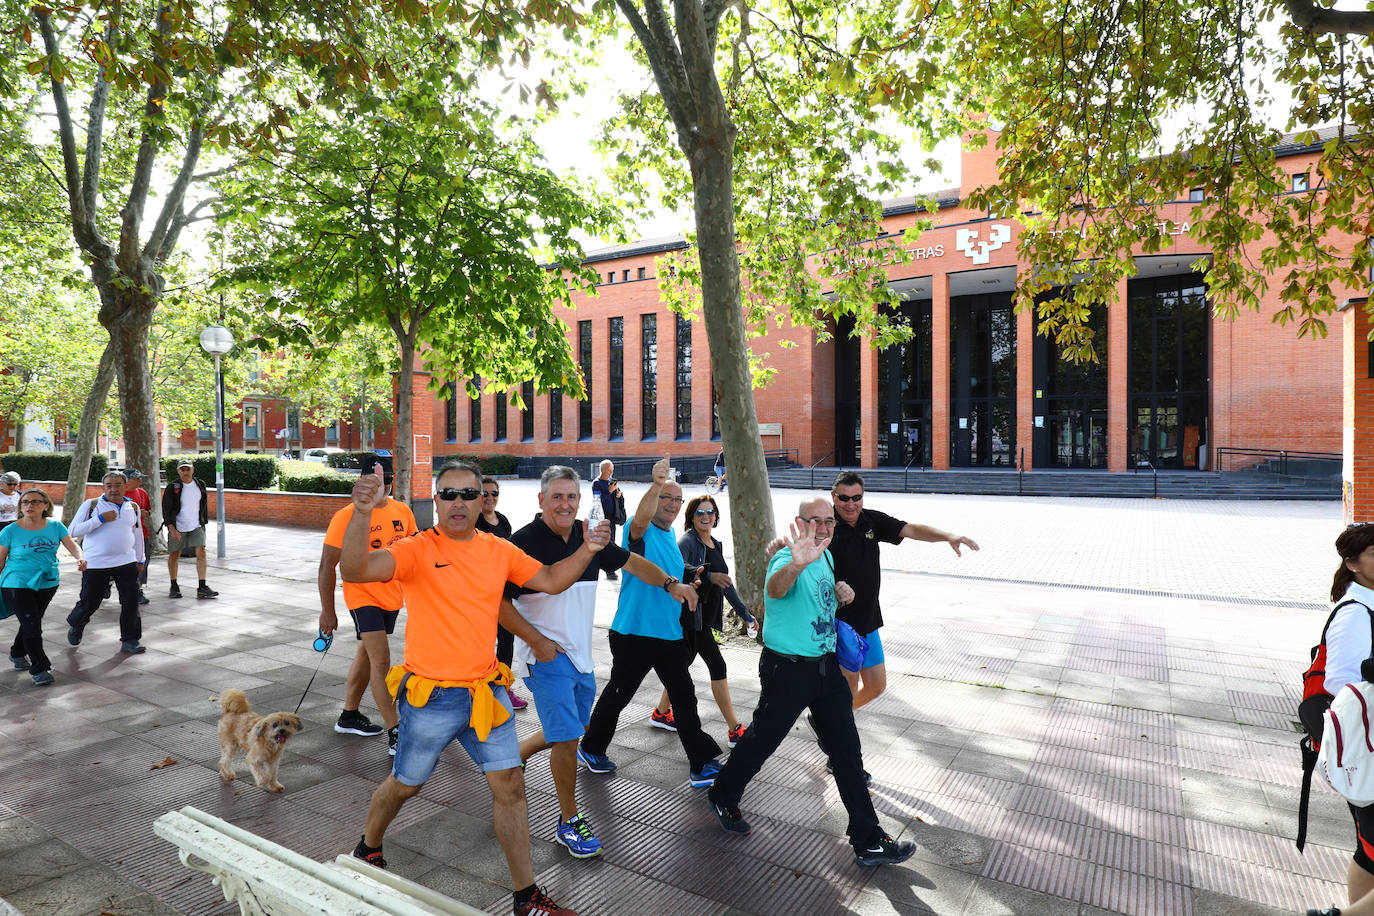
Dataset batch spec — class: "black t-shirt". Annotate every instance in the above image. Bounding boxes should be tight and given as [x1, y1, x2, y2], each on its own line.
[829, 508, 905, 635]
[475, 511, 511, 540]
[504, 514, 630, 598]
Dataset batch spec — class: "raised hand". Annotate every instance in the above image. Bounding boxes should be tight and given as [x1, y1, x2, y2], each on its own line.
[786, 517, 830, 568]
[351, 467, 385, 512]
[583, 518, 610, 552]
[651, 455, 670, 485]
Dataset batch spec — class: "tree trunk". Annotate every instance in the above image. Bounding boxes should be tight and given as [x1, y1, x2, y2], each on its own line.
[61, 340, 117, 525]
[395, 332, 416, 505]
[104, 289, 164, 534]
[689, 131, 775, 614]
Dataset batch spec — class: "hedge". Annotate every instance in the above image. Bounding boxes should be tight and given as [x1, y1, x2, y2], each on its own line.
[326, 450, 377, 470]
[0, 451, 108, 482]
[278, 466, 356, 494]
[163, 453, 278, 490]
[436, 453, 518, 476]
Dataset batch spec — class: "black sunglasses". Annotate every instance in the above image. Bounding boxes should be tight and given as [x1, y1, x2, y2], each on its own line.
[482, 490, 499, 497]
[437, 487, 482, 502]
[834, 493, 863, 502]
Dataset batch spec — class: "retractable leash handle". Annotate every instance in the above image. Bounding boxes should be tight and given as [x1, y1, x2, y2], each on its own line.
[296, 630, 333, 714]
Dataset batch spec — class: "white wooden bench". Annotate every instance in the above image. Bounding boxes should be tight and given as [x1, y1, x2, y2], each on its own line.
[154, 806, 485, 916]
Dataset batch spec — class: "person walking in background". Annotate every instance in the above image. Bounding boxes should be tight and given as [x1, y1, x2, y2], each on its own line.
[706, 500, 914, 868]
[123, 469, 152, 606]
[713, 449, 727, 491]
[319, 455, 416, 755]
[162, 460, 217, 599]
[591, 460, 621, 580]
[649, 493, 751, 747]
[3, 489, 84, 686]
[66, 471, 146, 654]
[577, 457, 723, 787]
[0, 472, 22, 530]
[477, 475, 526, 710]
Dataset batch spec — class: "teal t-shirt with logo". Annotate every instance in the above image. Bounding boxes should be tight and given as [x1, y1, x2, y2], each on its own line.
[0, 520, 69, 589]
[762, 546, 837, 657]
[611, 521, 686, 640]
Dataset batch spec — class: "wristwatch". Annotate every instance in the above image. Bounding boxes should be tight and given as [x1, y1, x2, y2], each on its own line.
[662, 576, 680, 593]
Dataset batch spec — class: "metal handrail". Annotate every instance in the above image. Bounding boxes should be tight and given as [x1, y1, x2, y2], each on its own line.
[1138, 458, 1157, 498]
[1213, 446, 1340, 475]
[1018, 447, 1025, 496]
[808, 450, 836, 489]
[902, 452, 922, 492]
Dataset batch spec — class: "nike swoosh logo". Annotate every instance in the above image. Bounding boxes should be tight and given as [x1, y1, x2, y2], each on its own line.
[434, 563, 451, 568]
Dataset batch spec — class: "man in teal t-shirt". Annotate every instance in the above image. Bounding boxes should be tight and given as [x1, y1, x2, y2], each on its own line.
[579, 457, 723, 787]
[707, 495, 915, 868]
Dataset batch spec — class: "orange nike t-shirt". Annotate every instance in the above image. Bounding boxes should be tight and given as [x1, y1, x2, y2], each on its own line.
[385, 528, 543, 681]
[324, 500, 417, 611]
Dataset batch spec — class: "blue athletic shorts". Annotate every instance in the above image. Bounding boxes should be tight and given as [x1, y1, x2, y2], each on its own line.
[392, 683, 521, 784]
[523, 652, 596, 743]
[858, 628, 885, 669]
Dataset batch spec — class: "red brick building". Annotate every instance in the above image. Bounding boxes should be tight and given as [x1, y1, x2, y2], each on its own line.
[167, 398, 393, 457]
[434, 132, 1359, 474]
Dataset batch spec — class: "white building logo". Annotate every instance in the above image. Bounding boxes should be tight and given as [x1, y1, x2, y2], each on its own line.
[955, 224, 1011, 265]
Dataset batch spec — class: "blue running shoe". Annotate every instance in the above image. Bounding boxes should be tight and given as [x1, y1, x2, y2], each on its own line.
[689, 758, 722, 788]
[555, 813, 603, 858]
[576, 744, 616, 774]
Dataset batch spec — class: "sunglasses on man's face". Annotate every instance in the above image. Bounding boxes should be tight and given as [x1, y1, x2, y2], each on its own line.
[436, 487, 482, 502]
[834, 493, 863, 503]
[483, 490, 499, 498]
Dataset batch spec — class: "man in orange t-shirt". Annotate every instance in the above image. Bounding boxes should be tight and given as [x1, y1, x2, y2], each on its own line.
[320, 456, 417, 755]
[341, 459, 608, 916]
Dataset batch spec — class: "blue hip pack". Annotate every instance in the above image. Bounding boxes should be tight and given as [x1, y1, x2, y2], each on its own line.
[836, 620, 868, 672]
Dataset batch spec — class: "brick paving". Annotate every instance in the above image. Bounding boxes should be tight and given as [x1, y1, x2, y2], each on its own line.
[0, 485, 1351, 915]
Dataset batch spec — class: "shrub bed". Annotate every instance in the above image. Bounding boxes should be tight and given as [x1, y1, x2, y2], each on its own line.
[436, 453, 518, 476]
[163, 453, 278, 490]
[0, 451, 108, 482]
[278, 466, 356, 494]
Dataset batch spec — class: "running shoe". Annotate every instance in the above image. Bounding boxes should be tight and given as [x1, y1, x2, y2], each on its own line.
[711, 628, 725, 645]
[648, 707, 677, 731]
[509, 689, 528, 710]
[351, 836, 386, 869]
[335, 710, 384, 736]
[854, 834, 916, 867]
[197, 584, 219, 599]
[10, 655, 28, 671]
[120, 641, 146, 654]
[31, 671, 54, 686]
[707, 796, 752, 835]
[168, 583, 182, 599]
[726, 723, 747, 748]
[554, 813, 603, 858]
[576, 744, 616, 774]
[387, 725, 399, 756]
[689, 758, 722, 788]
[514, 887, 576, 916]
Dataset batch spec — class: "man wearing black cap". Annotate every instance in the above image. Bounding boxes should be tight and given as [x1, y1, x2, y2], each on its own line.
[162, 460, 217, 599]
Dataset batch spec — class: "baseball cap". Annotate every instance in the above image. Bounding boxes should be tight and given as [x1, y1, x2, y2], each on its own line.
[124, 468, 143, 479]
[176, 459, 194, 470]
[1, 471, 19, 484]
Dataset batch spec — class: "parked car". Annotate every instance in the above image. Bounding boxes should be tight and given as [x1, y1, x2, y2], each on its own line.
[302, 447, 345, 465]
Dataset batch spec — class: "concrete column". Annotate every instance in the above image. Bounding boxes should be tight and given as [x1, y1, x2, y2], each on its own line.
[859, 328, 879, 469]
[1108, 275, 1130, 471]
[1016, 295, 1035, 469]
[932, 273, 951, 470]
[1344, 298, 1373, 523]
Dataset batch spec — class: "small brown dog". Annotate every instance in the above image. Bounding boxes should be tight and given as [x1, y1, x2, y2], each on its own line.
[217, 689, 302, 793]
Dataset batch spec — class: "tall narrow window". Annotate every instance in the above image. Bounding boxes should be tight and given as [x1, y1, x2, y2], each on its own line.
[578, 320, 593, 439]
[609, 317, 624, 440]
[521, 381, 534, 441]
[494, 391, 507, 441]
[710, 373, 720, 440]
[641, 314, 657, 439]
[675, 314, 692, 439]
[444, 383, 457, 441]
[549, 387, 563, 440]
[469, 377, 482, 442]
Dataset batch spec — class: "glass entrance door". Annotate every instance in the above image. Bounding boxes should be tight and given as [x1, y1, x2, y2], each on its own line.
[950, 293, 1016, 467]
[1049, 408, 1108, 468]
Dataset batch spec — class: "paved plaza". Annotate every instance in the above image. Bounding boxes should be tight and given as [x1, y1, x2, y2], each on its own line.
[0, 483, 1352, 915]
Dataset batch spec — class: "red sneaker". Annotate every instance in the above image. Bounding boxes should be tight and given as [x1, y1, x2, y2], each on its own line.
[648, 708, 676, 731]
[727, 722, 747, 748]
[515, 886, 576, 916]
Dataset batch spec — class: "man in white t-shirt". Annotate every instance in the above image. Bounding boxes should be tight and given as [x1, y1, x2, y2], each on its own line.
[160, 460, 217, 599]
[0, 472, 21, 529]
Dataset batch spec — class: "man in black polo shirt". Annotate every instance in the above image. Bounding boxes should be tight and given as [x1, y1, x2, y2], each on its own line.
[829, 470, 979, 716]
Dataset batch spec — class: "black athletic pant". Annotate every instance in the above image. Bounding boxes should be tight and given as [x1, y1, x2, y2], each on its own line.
[582, 630, 722, 769]
[496, 624, 514, 667]
[67, 563, 141, 642]
[5, 586, 57, 674]
[710, 648, 882, 849]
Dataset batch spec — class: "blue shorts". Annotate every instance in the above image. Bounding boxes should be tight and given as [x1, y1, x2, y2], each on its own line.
[392, 683, 521, 784]
[858, 628, 884, 668]
[523, 653, 596, 744]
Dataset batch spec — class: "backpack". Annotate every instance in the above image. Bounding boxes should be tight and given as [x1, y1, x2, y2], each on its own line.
[1298, 599, 1374, 851]
[1319, 681, 1374, 807]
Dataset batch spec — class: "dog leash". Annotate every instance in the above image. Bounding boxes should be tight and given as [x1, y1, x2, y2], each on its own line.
[295, 629, 334, 714]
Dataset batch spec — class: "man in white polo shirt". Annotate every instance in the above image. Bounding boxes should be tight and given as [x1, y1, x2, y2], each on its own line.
[66, 470, 147, 654]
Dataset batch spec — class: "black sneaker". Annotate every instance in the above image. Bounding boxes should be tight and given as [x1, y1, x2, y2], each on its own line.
[351, 836, 386, 869]
[708, 796, 752, 835]
[138, 590, 150, 606]
[335, 710, 384, 736]
[854, 834, 916, 867]
[168, 584, 182, 599]
[387, 726, 398, 756]
[10, 655, 29, 671]
[66, 625, 83, 646]
[197, 584, 218, 599]
[824, 760, 874, 786]
[120, 641, 147, 654]
[1307, 909, 1342, 916]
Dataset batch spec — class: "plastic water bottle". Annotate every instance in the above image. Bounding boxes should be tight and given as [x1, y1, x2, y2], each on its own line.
[588, 499, 604, 526]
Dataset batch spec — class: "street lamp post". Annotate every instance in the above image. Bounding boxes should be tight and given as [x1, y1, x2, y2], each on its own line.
[198, 325, 235, 559]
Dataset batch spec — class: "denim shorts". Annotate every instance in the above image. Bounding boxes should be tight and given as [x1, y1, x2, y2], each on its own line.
[523, 652, 596, 743]
[857, 628, 885, 668]
[392, 683, 521, 784]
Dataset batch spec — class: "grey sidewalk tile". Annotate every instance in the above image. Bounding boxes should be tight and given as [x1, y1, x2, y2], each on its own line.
[1187, 888, 1295, 916]
[0, 838, 89, 894]
[4, 863, 147, 916]
[961, 876, 1082, 916]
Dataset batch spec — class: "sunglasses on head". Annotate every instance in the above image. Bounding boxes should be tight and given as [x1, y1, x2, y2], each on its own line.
[834, 493, 863, 502]
[437, 487, 482, 502]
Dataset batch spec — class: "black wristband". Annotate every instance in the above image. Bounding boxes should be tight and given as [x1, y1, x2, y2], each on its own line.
[662, 576, 679, 593]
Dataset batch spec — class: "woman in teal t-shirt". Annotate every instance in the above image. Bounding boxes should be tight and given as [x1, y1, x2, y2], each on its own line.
[1, 489, 84, 686]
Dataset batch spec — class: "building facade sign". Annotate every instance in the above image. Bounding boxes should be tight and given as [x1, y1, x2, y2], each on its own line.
[955, 224, 1012, 265]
